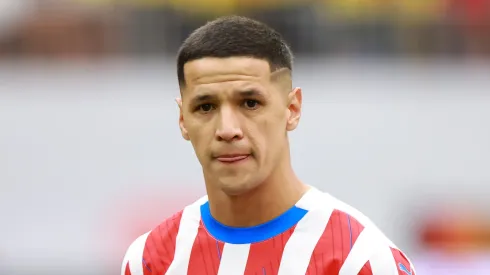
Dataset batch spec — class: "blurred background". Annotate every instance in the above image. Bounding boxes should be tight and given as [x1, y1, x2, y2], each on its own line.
[1, 0, 489, 274]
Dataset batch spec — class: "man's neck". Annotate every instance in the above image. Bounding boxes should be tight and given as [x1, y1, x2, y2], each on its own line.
[206, 166, 309, 228]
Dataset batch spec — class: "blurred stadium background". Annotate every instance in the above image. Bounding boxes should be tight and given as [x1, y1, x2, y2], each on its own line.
[0, 0, 489, 274]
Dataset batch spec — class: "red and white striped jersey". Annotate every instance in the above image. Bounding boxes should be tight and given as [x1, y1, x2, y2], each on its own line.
[121, 187, 415, 275]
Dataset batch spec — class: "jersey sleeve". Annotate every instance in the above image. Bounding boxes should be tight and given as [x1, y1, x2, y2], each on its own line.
[121, 232, 150, 275]
[339, 226, 416, 275]
[356, 247, 416, 275]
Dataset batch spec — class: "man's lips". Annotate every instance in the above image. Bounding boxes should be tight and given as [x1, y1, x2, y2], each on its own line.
[215, 154, 250, 162]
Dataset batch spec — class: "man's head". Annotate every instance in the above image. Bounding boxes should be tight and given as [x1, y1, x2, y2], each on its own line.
[176, 16, 302, 196]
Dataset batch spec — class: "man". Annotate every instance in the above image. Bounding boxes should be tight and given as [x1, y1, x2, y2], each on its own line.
[122, 16, 416, 275]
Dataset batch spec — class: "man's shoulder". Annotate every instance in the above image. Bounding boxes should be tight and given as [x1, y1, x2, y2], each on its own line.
[306, 189, 415, 274]
[121, 210, 184, 272]
[311, 189, 394, 244]
[121, 196, 208, 275]
[125, 195, 208, 250]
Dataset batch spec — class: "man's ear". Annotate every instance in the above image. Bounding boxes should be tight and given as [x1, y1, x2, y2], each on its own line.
[286, 87, 302, 131]
[176, 98, 190, 140]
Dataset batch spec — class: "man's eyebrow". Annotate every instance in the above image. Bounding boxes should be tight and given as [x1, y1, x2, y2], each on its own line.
[236, 89, 265, 98]
[189, 93, 217, 105]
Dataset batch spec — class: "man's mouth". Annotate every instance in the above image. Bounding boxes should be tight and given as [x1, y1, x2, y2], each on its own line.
[215, 154, 250, 163]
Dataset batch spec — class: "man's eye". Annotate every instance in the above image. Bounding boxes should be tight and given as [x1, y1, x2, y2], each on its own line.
[199, 104, 213, 112]
[198, 104, 214, 112]
[243, 100, 260, 110]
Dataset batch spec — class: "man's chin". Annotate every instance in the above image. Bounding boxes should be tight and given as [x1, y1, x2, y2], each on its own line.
[218, 178, 261, 197]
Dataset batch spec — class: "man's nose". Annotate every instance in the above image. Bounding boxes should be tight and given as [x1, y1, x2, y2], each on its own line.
[215, 106, 243, 142]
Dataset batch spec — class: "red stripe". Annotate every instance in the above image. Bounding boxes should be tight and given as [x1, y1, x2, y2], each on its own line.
[390, 247, 414, 275]
[124, 262, 131, 275]
[305, 210, 365, 274]
[244, 226, 296, 274]
[358, 261, 373, 275]
[142, 210, 183, 274]
[187, 221, 225, 275]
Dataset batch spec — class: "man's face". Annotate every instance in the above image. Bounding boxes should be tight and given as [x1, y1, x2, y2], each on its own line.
[177, 57, 302, 195]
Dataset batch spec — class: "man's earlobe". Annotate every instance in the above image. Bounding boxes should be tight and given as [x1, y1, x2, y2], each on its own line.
[176, 98, 190, 140]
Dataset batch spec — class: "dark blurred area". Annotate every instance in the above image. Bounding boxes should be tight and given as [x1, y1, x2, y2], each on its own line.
[0, 0, 489, 59]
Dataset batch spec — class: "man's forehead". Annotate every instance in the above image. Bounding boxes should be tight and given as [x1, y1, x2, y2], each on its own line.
[184, 57, 271, 81]
[182, 80, 266, 100]
[184, 57, 289, 80]
[181, 58, 291, 97]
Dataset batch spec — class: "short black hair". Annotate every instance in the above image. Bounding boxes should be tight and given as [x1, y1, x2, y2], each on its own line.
[177, 15, 293, 87]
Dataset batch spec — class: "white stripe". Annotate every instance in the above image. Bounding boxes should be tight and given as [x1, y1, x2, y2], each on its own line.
[165, 196, 207, 275]
[369, 245, 399, 275]
[121, 231, 150, 275]
[339, 227, 400, 275]
[277, 207, 333, 275]
[339, 227, 380, 275]
[217, 243, 251, 275]
[294, 187, 323, 210]
[320, 191, 397, 248]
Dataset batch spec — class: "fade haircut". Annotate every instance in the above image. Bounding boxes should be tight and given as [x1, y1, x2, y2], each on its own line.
[177, 16, 294, 87]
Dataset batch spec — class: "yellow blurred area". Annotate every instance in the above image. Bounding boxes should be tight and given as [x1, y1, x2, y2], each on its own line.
[323, 0, 392, 20]
[322, 0, 447, 21]
[165, 0, 237, 17]
[164, 0, 308, 17]
[71, 0, 305, 13]
[395, 0, 446, 21]
[70, 0, 449, 20]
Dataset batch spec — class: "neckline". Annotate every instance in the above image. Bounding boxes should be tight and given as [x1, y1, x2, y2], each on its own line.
[200, 199, 309, 244]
